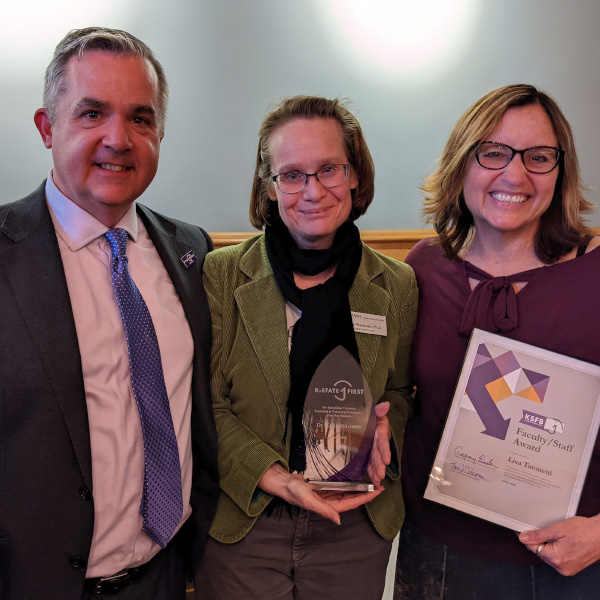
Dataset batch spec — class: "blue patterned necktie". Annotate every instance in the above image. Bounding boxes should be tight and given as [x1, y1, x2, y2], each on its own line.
[105, 228, 183, 548]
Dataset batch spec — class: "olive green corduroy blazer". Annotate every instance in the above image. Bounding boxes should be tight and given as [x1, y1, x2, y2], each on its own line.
[203, 235, 418, 543]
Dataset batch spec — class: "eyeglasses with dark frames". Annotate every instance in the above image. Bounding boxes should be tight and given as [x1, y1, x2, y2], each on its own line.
[476, 142, 563, 174]
[272, 164, 349, 194]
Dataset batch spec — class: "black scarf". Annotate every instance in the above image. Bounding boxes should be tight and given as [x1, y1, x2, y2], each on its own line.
[265, 219, 362, 472]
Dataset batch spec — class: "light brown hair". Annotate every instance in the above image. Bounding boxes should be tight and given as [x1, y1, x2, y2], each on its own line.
[422, 84, 592, 262]
[249, 95, 375, 229]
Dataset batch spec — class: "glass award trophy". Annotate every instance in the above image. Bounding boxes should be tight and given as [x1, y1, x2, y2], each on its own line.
[303, 345, 376, 491]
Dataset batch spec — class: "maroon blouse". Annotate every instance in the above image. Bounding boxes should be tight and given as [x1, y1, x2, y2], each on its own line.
[402, 238, 600, 565]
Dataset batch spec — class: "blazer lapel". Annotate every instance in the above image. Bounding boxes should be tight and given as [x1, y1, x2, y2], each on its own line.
[216, 241, 390, 423]
[236, 239, 290, 426]
[350, 247, 391, 383]
[0, 187, 92, 487]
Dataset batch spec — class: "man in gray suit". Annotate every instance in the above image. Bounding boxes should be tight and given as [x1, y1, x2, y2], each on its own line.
[0, 27, 218, 599]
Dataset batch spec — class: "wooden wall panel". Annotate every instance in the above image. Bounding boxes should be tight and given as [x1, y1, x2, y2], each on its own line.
[209, 230, 436, 261]
[209, 228, 600, 262]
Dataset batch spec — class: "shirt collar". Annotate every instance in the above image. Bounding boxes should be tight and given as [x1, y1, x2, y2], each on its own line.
[45, 171, 139, 252]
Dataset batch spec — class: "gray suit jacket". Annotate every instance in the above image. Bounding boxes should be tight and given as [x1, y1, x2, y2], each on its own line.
[0, 182, 219, 599]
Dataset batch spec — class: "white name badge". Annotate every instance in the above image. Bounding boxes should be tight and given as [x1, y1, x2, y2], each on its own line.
[351, 312, 387, 336]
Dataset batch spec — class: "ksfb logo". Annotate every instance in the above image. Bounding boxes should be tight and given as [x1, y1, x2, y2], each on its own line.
[313, 380, 365, 402]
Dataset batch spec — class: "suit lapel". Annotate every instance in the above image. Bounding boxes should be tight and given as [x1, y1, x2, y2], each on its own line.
[0, 186, 92, 487]
[136, 206, 217, 445]
[137, 205, 215, 357]
[137, 205, 200, 311]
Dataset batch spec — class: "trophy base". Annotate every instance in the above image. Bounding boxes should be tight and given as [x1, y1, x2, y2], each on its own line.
[307, 480, 375, 492]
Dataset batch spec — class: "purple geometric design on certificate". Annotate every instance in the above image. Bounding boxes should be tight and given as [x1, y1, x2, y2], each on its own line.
[493, 350, 520, 375]
[521, 369, 550, 403]
[465, 344, 550, 440]
[472, 343, 493, 369]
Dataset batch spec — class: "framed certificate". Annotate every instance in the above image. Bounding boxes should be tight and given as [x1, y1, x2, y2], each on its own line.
[424, 329, 600, 532]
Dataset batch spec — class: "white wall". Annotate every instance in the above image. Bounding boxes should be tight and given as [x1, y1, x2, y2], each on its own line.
[2, 0, 599, 231]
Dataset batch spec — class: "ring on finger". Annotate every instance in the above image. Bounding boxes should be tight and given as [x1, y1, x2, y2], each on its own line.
[536, 543, 546, 556]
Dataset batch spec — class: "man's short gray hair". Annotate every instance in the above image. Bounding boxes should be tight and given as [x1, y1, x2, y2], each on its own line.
[43, 26, 169, 136]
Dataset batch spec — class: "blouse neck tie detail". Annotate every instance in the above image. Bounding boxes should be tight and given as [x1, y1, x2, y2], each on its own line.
[459, 262, 537, 336]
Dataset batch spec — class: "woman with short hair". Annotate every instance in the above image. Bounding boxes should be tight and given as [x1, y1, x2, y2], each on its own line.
[195, 95, 418, 600]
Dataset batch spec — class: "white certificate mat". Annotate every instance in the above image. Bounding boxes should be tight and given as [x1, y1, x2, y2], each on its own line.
[424, 329, 600, 532]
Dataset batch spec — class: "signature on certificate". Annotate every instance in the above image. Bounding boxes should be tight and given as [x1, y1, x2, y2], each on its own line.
[448, 461, 487, 481]
[454, 445, 499, 469]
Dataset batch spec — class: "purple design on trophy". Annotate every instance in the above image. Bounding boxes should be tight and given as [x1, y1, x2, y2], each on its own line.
[303, 346, 376, 488]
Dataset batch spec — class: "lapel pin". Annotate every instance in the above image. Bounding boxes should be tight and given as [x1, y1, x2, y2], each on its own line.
[180, 251, 197, 268]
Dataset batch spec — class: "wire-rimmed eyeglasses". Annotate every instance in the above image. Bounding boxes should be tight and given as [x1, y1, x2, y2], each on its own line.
[476, 142, 563, 174]
[272, 164, 349, 194]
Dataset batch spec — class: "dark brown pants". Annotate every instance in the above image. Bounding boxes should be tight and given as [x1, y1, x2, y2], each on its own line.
[194, 506, 392, 599]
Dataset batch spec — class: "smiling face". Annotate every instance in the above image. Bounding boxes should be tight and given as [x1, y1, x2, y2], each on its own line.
[34, 51, 162, 227]
[267, 117, 358, 250]
[463, 103, 559, 243]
